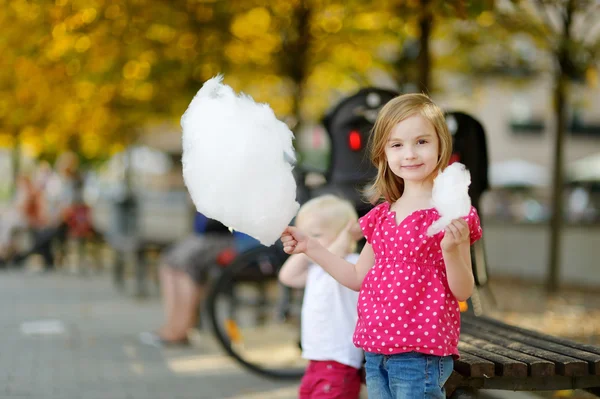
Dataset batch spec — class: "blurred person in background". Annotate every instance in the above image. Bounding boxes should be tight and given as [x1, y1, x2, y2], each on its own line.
[140, 211, 257, 347]
[31, 153, 83, 270]
[0, 172, 46, 265]
[45, 152, 82, 225]
[3, 153, 84, 271]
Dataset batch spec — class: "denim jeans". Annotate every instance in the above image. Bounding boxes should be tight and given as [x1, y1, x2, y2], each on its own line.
[364, 352, 454, 399]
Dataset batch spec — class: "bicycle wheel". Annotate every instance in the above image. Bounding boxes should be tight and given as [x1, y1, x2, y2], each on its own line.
[206, 245, 306, 380]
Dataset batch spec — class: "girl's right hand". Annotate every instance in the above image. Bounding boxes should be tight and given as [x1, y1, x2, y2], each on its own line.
[280, 226, 309, 254]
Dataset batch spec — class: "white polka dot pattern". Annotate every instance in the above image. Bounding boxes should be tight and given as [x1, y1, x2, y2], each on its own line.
[353, 202, 483, 357]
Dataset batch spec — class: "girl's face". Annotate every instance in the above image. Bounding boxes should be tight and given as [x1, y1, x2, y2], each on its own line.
[297, 214, 338, 248]
[384, 114, 440, 184]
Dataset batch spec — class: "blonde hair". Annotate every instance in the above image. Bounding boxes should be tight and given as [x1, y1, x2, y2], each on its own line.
[365, 93, 452, 204]
[296, 194, 359, 252]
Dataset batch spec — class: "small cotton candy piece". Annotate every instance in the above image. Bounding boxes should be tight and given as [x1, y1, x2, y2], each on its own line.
[181, 75, 300, 246]
[427, 163, 472, 236]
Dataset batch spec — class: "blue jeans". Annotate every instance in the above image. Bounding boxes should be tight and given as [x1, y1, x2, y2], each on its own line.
[364, 352, 454, 398]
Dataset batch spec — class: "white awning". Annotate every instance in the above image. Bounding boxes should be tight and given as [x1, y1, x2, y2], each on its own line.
[489, 159, 549, 188]
[568, 153, 600, 183]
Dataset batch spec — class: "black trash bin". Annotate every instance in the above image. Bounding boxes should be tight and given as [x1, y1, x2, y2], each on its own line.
[312, 87, 399, 217]
[113, 194, 138, 239]
[110, 192, 143, 294]
[445, 111, 492, 310]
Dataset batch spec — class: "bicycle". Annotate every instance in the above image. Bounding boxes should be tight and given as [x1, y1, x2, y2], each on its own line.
[205, 243, 306, 379]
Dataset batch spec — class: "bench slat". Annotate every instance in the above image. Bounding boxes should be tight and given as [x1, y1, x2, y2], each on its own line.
[454, 351, 495, 378]
[458, 341, 528, 377]
[460, 333, 555, 377]
[462, 321, 589, 377]
[473, 315, 600, 357]
[475, 375, 600, 392]
[463, 317, 600, 375]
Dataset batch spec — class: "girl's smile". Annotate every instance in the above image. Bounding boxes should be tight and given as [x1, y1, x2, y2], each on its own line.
[401, 163, 424, 169]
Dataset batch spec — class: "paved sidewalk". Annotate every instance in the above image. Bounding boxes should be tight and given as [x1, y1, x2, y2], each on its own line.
[0, 268, 554, 399]
[0, 269, 298, 399]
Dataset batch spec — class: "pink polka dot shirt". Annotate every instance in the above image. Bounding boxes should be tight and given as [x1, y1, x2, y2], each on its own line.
[354, 202, 482, 358]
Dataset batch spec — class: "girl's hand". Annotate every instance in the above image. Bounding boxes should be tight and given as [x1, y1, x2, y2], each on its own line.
[348, 221, 364, 242]
[281, 226, 310, 254]
[440, 218, 470, 252]
[328, 221, 357, 257]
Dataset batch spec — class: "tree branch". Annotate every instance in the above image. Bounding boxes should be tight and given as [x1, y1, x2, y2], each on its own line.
[494, 6, 554, 50]
[578, 3, 600, 45]
[534, 0, 560, 34]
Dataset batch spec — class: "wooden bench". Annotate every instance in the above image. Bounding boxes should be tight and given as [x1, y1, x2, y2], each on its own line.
[448, 314, 600, 397]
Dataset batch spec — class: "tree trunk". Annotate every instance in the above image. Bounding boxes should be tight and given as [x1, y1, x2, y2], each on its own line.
[547, 0, 574, 292]
[287, 0, 310, 131]
[547, 71, 566, 292]
[417, 0, 433, 94]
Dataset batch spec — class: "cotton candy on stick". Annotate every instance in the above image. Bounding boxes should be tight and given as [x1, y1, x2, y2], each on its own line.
[181, 75, 300, 246]
[426, 162, 472, 236]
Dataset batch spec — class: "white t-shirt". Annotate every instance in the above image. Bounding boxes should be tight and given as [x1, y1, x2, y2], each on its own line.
[300, 253, 364, 369]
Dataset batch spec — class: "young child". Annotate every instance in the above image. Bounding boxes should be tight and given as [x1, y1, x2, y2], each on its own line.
[278, 195, 364, 399]
[281, 93, 483, 398]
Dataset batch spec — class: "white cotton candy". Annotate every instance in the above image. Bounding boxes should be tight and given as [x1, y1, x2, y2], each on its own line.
[427, 163, 472, 236]
[181, 75, 300, 246]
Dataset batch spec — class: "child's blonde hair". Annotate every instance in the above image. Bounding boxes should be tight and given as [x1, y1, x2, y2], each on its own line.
[296, 194, 359, 252]
[365, 93, 452, 204]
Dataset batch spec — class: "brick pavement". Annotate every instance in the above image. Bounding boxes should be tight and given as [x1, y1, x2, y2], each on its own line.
[0, 269, 297, 399]
[0, 269, 542, 399]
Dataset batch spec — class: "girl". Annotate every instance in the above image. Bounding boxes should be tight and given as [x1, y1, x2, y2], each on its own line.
[281, 93, 482, 398]
[278, 195, 364, 399]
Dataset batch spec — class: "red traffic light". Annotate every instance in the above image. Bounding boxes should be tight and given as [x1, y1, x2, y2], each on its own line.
[348, 130, 362, 151]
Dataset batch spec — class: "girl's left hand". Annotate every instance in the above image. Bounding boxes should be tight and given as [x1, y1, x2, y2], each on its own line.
[440, 218, 470, 252]
[348, 221, 364, 241]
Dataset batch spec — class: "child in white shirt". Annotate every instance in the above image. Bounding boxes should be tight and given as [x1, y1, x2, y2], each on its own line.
[279, 195, 364, 399]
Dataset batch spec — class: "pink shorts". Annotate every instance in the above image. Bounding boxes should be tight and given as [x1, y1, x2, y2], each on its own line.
[299, 360, 361, 399]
